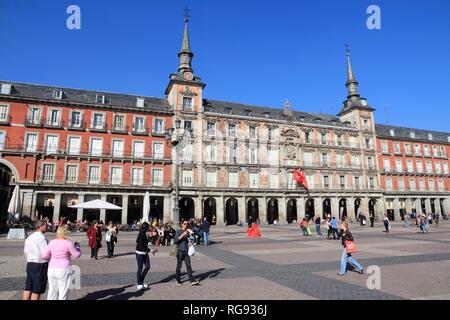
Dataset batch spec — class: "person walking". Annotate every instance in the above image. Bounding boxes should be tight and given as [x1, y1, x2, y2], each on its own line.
[369, 213, 375, 228]
[337, 222, 364, 275]
[330, 217, 339, 240]
[42, 225, 81, 300]
[135, 222, 151, 290]
[383, 214, 390, 233]
[175, 220, 200, 286]
[200, 217, 210, 246]
[86, 221, 102, 259]
[23, 220, 49, 301]
[315, 215, 322, 236]
[105, 221, 118, 258]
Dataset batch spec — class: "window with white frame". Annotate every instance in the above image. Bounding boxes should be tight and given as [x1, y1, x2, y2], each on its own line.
[0, 131, 5, 150]
[227, 145, 237, 163]
[428, 133, 433, 141]
[394, 143, 401, 154]
[323, 175, 330, 188]
[306, 174, 314, 189]
[409, 179, 416, 191]
[268, 127, 275, 141]
[205, 144, 216, 162]
[416, 160, 423, 173]
[67, 137, 81, 155]
[112, 140, 124, 158]
[45, 135, 58, 154]
[321, 153, 329, 167]
[438, 180, 444, 191]
[47, 109, 61, 126]
[0, 105, 9, 123]
[152, 169, 163, 186]
[113, 115, 126, 131]
[340, 176, 346, 189]
[385, 178, 393, 191]
[92, 113, 105, 130]
[0, 83, 11, 95]
[321, 133, 327, 145]
[70, 111, 82, 128]
[336, 134, 342, 146]
[90, 138, 103, 156]
[410, 131, 416, 139]
[183, 143, 193, 161]
[440, 146, 447, 157]
[336, 153, 344, 168]
[398, 178, 405, 191]
[419, 179, 426, 191]
[287, 172, 295, 189]
[270, 174, 279, 189]
[414, 144, 421, 156]
[182, 170, 193, 187]
[206, 171, 217, 187]
[354, 176, 360, 189]
[407, 159, 414, 173]
[182, 96, 193, 111]
[370, 177, 375, 189]
[395, 159, 403, 172]
[404, 143, 411, 154]
[134, 116, 146, 133]
[133, 141, 145, 159]
[153, 119, 165, 134]
[304, 152, 313, 167]
[249, 173, 259, 188]
[351, 155, 360, 169]
[184, 120, 192, 131]
[28, 107, 41, 125]
[88, 166, 101, 184]
[65, 165, 78, 183]
[424, 145, 430, 156]
[435, 162, 442, 174]
[382, 141, 389, 153]
[350, 136, 357, 148]
[111, 167, 123, 185]
[249, 147, 258, 164]
[207, 122, 216, 136]
[228, 172, 238, 188]
[153, 142, 164, 159]
[367, 156, 374, 170]
[136, 98, 145, 108]
[268, 148, 278, 166]
[131, 168, 144, 185]
[426, 161, 433, 173]
[305, 131, 311, 144]
[25, 133, 38, 152]
[433, 146, 439, 157]
[428, 179, 435, 191]
[228, 124, 236, 137]
[42, 163, 55, 182]
[443, 162, 448, 174]
[249, 126, 257, 139]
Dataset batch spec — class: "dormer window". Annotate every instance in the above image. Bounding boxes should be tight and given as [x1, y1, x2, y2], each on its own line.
[264, 112, 270, 119]
[1, 83, 12, 95]
[428, 133, 433, 141]
[410, 131, 416, 139]
[448, 136, 450, 143]
[52, 90, 63, 100]
[136, 98, 145, 108]
[245, 109, 252, 117]
[225, 107, 232, 114]
[389, 129, 395, 137]
[96, 94, 105, 104]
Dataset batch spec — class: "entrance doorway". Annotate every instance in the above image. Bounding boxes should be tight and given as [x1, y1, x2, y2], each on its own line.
[247, 198, 259, 223]
[204, 197, 217, 225]
[225, 198, 238, 226]
[286, 199, 297, 223]
[267, 198, 279, 225]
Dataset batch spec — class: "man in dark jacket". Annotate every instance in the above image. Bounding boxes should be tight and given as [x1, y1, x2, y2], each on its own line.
[200, 217, 211, 246]
[174, 220, 199, 286]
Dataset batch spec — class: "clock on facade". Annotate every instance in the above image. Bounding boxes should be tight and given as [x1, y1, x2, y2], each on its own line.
[184, 72, 194, 81]
[360, 99, 368, 106]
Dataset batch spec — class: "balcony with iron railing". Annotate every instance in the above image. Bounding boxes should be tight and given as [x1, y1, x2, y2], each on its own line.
[43, 117, 64, 129]
[132, 126, 149, 135]
[90, 123, 108, 132]
[25, 117, 43, 127]
[110, 124, 129, 134]
[34, 175, 172, 188]
[67, 121, 86, 131]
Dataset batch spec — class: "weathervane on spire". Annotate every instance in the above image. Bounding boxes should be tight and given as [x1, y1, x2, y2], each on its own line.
[345, 43, 351, 55]
[184, 6, 191, 22]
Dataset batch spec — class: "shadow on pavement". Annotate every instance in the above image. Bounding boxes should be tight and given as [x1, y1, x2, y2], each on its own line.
[79, 285, 134, 300]
[150, 268, 226, 286]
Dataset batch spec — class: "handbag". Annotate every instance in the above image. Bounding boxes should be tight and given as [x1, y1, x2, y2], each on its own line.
[169, 243, 179, 257]
[345, 240, 357, 254]
[188, 244, 195, 257]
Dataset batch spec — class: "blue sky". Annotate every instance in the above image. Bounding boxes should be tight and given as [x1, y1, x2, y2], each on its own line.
[0, 0, 449, 132]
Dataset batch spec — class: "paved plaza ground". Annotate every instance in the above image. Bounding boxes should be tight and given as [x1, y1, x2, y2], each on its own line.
[1, 221, 450, 300]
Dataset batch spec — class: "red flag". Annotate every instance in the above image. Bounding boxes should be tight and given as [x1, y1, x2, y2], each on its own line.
[294, 169, 309, 190]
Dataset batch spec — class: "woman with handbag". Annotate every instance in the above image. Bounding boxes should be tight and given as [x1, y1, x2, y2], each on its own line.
[105, 221, 118, 258]
[338, 222, 364, 276]
[174, 220, 200, 286]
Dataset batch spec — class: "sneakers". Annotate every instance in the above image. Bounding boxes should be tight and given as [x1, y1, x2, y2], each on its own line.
[137, 285, 144, 290]
[190, 280, 200, 286]
[337, 273, 345, 276]
[177, 282, 182, 286]
[143, 284, 149, 289]
[358, 268, 365, 275]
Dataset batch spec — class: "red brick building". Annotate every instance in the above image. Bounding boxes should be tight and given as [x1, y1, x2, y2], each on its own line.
[0, 82, 173, 224]
[376, 124, 450, 220]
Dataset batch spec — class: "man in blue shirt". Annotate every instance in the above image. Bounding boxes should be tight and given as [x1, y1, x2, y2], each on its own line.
[330, 217, 339, 240]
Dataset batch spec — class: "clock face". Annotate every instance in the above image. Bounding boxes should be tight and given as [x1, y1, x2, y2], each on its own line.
[361, 99, 368, 106]
[184, 72, 194, 81]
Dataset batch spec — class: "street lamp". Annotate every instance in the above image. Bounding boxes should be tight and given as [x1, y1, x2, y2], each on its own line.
[165, 119, 191, 225]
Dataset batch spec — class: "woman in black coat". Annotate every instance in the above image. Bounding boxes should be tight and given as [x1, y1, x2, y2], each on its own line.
[135, 222, 151, 290]
[338, 222, 365, 275]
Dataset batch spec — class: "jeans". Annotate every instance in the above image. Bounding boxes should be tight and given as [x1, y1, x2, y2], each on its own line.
[106, 241, 115, 257]
[340, 249, 364, 274]
[136, 253, 150, 286]
[203, 232, 209, 245]
[384, 222, 389, 232]
[47, 268, 71, 300]
[332, 228, 339, 240]
[315, 225, 322, 236]
[176, 250, 194, 283]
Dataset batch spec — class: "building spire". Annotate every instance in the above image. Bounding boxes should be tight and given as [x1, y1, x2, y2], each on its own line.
[345, 44, 360, 100]
[178, 7, 194, 75]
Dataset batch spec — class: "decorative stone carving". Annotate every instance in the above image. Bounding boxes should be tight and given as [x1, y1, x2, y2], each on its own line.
[285, 138, 297, 160]
[281, 128, 299, 138]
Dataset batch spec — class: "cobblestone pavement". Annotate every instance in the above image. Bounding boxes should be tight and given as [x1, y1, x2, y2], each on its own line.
[1, 221, 450, 300]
